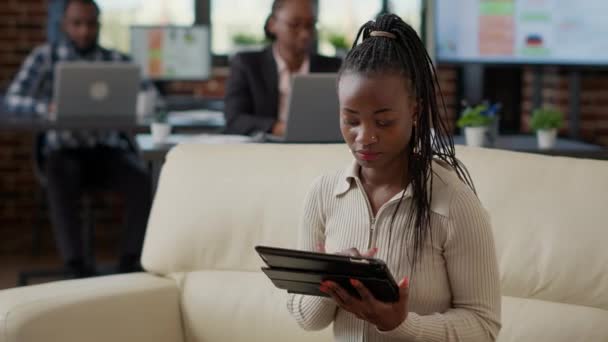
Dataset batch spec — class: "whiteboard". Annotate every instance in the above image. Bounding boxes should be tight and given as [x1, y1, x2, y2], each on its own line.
[130, 26, 211, 80]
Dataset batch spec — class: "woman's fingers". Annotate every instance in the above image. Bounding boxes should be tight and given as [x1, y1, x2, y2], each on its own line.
[398, 277, 409, 303]
[361, 247, 378, 258]
[316, 243, 326, 253]
[336, 247, 378, 257]
[322, 281, 355, 306]
[337, 247, 362, 257]
[330, 282, 354, 305]
[320, 285, 344, 306]
[350, 278, 374, 302]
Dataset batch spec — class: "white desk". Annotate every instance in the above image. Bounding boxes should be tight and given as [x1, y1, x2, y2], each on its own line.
[137, 133, 608, 195]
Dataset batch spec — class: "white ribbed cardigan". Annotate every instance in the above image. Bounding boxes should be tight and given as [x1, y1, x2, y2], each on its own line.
[287, 160, 501, 342]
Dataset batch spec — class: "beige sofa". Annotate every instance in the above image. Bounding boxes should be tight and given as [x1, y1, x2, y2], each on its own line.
[1, 144, 608, 342]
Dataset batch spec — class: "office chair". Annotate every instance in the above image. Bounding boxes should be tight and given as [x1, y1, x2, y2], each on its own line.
[19, 133, 137, 286]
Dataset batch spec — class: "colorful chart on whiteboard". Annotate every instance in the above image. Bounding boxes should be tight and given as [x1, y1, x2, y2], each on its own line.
[436, 0, 608, 65]
[131, 26, 211, 79]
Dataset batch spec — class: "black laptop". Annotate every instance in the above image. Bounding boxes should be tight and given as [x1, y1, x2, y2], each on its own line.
[264, 73, 343, 143]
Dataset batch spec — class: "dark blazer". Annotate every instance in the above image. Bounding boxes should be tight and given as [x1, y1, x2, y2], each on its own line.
[224, 46, 342, 135]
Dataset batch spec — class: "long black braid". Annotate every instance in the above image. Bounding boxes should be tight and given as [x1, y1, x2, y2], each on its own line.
[339, 14, 476, 272]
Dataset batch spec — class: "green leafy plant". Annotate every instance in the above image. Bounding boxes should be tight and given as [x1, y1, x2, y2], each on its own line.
[232, 33, 265, 46]
[154, 110, 168, 124]
[327, 32, 349, 50]
[456, 104, 494, 128]
[530, 107, 563, 131]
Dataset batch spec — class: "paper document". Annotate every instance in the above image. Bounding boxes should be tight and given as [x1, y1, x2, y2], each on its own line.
[168, 109, 226, 127]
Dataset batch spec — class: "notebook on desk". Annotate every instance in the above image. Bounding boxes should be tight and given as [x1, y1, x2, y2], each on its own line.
[265, 73, 343, 143]
[53, 62, 140, 123]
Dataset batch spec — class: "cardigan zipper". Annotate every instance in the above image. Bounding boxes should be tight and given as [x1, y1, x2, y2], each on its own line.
[354, 179, 407, 342]
[362, 204, 398, 342]
[367, 217, 377, 251]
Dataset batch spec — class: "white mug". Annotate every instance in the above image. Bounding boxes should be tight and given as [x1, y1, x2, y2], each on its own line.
[151, 122, 171, 144]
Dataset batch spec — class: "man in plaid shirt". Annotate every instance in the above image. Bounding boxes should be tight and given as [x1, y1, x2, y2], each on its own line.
[5, 0, 150, 277]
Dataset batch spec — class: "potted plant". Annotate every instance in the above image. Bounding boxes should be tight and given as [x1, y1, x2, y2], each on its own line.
[456, 104, 494, 147]
[231, 33, 265, 54]
[530, 107, 563, 150]
[151, 110, 171, 145]
[327, 32, 350, 58]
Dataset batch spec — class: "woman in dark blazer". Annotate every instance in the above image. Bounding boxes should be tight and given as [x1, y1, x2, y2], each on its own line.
[224, 0, 342, 136]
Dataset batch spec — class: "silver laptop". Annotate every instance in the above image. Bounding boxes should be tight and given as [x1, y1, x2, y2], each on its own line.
[53, 62, 140, 122]
[267, 73, 343, 143]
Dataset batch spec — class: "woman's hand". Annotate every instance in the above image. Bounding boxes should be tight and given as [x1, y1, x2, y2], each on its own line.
[321, 276, 410, 331]
[316, 244, 410, 332]
[272, 121, 286, 136]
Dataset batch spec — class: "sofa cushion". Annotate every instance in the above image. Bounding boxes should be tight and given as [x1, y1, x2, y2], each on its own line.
[142, 144, 352, 275]
[179, 270, 333, 342]
[179, 270, 608, 342]
[0, 273, 183, 342]
[456, 147, 608, 312]
[499, 295, 608, 341]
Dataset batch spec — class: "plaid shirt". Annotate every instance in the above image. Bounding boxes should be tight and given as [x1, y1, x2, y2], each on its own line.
[4, 40, 135, 151]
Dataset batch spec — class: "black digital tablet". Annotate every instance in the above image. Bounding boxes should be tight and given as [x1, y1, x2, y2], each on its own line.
[255, 245, 400, 302]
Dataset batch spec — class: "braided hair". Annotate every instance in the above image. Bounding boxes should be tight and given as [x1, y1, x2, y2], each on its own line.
[339, 14, 475, 272]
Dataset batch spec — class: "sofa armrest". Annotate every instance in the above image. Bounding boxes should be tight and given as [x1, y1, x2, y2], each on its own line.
[0, 273, 184, 342]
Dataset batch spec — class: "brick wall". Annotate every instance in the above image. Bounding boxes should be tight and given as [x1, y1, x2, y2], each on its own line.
[521, 67, 608, 146]
[1, 0, 49, 255]
[0, 0, 47, 89]
[580, 71, 608, 146]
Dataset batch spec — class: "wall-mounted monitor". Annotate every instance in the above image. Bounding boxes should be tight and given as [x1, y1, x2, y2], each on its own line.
[435, 0, 608, 66]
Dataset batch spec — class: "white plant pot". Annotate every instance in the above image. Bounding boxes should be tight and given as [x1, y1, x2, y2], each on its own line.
[151, 122, 171, 144]
[136, 89, 157, 120]
[537, 128, 557, 150]
[464, 126, 489, 147]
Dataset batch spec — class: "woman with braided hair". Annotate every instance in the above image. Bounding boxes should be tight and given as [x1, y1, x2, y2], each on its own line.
[287, 14, 501, 342]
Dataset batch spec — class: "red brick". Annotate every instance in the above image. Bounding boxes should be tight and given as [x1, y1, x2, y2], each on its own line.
[521, 65, 608, 147]
[0, 9, 21, 16]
